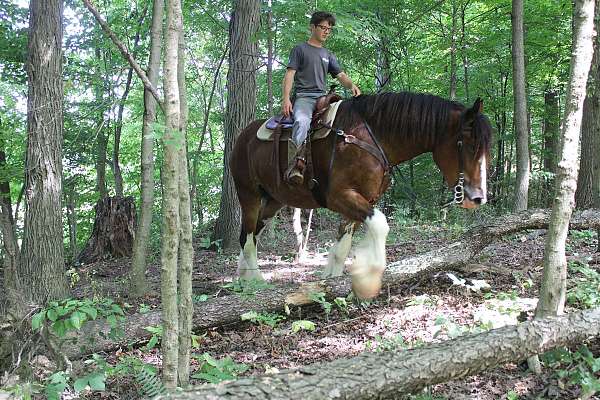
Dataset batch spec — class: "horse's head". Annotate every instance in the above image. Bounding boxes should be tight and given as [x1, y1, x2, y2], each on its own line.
[433, 98, 492, 209]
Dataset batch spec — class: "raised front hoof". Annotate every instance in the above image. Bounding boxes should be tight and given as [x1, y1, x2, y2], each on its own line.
[351, 269, 383, 300]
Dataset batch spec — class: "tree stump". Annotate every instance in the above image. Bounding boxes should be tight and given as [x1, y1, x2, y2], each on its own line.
[77, 196, 136, 264]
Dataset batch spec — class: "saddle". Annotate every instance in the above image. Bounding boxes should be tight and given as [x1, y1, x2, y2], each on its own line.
[264, 90, 343, 189]
[258, 91, 344, 141]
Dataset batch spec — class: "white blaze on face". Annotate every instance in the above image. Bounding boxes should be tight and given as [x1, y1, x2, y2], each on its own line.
[479, 154, 488, 204]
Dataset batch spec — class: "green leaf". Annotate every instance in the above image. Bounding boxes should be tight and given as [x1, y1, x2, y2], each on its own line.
[47, 308, 58, 322]
[79, 305, 98, 320]
[74, 377, 89, 393]
[52, 320, 66, 337]
[146, 335, 159, 350]
[291, 320, 316, 333]
[88, 372, 106, 391]
[70, 310, 86, 330]
[32, 311, 45, 330]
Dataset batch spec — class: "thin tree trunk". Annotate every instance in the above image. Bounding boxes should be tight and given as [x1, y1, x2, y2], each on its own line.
[512, 0, 530, 211]
[266, 0, 274, 115]
[591, 0, 600, 252]
[113, 8, 147, 198]
[212, 0, 260, 250]
[543, 89, 559, 206]
[176, 26, 193, 388]
[94, 45, 109, 200]
[528, 0, 596, 373]
[575, 2, 599, 209]
[19, 0, 70, 304]
[0, 146, 20, 309]
[191, 44, 227, 225]
[161, 0, 185, 389]
[448, 0, 458, 100]
[375, 11, 391, 92]
[65, 181, 78, 261]
[461, 1, 470, 102]
[130, 0, 163, 298]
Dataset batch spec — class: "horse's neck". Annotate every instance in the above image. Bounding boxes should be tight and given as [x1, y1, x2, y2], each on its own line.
[383, 133, 433, 166]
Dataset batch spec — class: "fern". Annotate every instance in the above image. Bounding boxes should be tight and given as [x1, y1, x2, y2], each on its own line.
[135, 368, 167, 399]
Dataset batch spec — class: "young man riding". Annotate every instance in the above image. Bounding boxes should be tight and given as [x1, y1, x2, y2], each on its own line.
[282, 11, 361, 186]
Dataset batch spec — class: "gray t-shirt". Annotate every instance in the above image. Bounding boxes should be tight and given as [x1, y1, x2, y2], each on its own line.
[287, 42, 342, 95]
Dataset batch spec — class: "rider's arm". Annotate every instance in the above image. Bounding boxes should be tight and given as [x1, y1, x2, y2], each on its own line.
[336, 72, 361, 97]
[282, 68, 296, 117]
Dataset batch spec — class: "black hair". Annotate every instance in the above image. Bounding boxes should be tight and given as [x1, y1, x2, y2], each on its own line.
[310, 11, 336, 26]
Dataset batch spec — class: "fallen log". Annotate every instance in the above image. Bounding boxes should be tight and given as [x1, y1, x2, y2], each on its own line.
[66, 208, 600, 358]
[161, 307, 600, 399]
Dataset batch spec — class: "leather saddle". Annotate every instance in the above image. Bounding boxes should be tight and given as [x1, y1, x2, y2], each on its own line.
[264, 91, 343, 131]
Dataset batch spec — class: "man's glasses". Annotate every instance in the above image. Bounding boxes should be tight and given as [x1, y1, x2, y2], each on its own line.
[316, 24, 333, 33]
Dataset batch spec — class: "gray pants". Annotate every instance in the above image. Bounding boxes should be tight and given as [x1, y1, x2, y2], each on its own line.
[291, 93, 322, 147]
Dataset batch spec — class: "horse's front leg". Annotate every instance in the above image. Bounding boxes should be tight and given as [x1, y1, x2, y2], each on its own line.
[322, 220, 356, 278]
[328, 190, 389, 299]
[350, 208, 389, 299]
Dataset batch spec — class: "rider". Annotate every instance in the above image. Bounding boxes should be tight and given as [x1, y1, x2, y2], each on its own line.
[282, 11, 361, 186]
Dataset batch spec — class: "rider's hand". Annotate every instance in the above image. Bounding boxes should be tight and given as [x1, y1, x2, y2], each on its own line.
[351, 85, 361, 97]
[282, 98, 293, 118]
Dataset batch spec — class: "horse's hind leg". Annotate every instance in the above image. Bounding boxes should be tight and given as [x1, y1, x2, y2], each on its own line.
[237, 194, 282, 281]
[237, 192, 263, 281]
[322, 220, 356, 278]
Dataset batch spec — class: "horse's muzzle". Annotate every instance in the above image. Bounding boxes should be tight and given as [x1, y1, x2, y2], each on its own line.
[463, 186, 487, 208]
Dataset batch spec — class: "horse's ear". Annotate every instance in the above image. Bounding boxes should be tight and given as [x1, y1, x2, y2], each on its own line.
[463, 97, 483, 124]
[472, 97, 483, 114]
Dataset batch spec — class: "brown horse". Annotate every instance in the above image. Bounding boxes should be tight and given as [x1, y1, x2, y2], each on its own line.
[230, 92, 492, 299]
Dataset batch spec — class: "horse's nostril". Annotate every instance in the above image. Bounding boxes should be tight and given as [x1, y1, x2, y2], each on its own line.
[473, 197, 483, 205]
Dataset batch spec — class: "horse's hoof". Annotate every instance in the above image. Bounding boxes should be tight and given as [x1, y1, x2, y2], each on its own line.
[351, 269, 383, 300]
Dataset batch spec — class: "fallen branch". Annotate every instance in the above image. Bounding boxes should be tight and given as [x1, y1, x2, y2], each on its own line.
[65, 208, 600, 358]
[162, 307, 600, 399]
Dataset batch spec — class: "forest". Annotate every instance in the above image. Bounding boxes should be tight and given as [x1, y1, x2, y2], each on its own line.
[0, 0, 599, 398]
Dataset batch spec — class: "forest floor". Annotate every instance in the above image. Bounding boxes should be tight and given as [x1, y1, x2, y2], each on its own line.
[64, 208, 600, 399]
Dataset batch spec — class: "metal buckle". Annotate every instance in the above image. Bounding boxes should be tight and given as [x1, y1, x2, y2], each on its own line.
[453, 172, 465, 204]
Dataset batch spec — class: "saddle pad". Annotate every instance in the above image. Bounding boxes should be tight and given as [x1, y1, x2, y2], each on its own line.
[256, 100, 344, 141]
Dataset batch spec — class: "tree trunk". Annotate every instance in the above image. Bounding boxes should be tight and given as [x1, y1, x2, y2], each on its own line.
[460, 1, 470, 102]
[112, 8, 146, 198]
[77, 196, 136, 264]
[130, 0, 163, 298]
[212, 0, 260, 250]
[375, 11, 391, 92]
[448, 0, 458, 100]
[161, 0, 183, 389]
[0, 146, 20, 310]
[176, 25, 193, 388]
[191, 45, 227, 226]
[63, 209, 600, 359]
[65, 180, 78, 262]
[591, 0, 600, 252]
[163, 308, 600, 400]
[512, 0, 530, 211]
[94, 46, 109, 200]
[575, 1, 599, 210]
[19, 0, 70, 304]
[266, 1, 274, 115]
[529, 0, 596, 372]
[543, 89, 559, 206]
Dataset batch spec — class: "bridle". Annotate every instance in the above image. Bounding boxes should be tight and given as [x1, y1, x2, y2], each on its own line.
[441, 124, 467, 209]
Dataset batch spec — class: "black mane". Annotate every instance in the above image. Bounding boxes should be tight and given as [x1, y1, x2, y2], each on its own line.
[334, 92, 492, 158]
